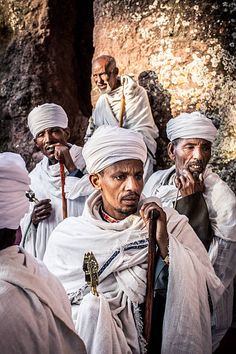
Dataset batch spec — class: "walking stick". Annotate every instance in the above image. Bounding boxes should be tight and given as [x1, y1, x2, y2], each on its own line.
[119, 77, 126, 127]
[59, 162, 67, 219]
[144, 209, 160, 352]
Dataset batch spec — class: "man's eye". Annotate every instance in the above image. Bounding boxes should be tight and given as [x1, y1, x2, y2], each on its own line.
[114, 175, 125, 180]
[37, 132, 44, 138]
[202, 145, 211, 151]
[136, 174, 143, 181]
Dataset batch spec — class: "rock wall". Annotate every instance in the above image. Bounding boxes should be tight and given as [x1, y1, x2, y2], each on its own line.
[0, 0, 94, 169]
[93, 0, 236, 192]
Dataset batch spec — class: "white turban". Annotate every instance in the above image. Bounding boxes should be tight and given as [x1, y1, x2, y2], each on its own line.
[0, 153, 30, 230]
[167, 112, 217, 143]
[82, 126, 147, 174]
[28, 103, 68, 138]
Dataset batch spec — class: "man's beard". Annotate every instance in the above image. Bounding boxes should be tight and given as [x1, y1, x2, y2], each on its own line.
[114, 205, 138, 216]
[99, 82, 112, 94]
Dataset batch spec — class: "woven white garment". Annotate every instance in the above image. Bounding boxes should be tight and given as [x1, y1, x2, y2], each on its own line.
[44, 191, 224, 354]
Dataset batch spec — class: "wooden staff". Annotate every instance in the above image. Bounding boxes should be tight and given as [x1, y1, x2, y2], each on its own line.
[59, 162, 67, 219]
[144, 209, 160, 352]
[119, 77, 126, 127]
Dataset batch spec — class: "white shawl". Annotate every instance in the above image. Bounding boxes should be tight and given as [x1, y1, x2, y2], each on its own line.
[0, 245, 86, 354]
[91, 75, 159, 180]
[44, 191, 224, 354]
[20, 144, 94, 260]
[143, 166, 236, 243]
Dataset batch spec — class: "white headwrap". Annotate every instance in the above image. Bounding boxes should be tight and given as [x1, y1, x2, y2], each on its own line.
[167, 112, 217, 143]
[28, 103, 68, 138]
[82, 126, 147, 174]
[0, 153, 30, 229]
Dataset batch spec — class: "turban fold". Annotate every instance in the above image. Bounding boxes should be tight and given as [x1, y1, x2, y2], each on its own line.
[167, 112, 217, 143]
[28, 103, 68, 138]
[0, 153, 30, 229]
[82, 126, 147, 174]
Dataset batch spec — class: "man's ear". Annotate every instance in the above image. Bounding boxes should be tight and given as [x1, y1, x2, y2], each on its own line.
[114, 67, 119, 76]
[167, 142, 176, 161]
[34, 138, 40, 149]
[89, 174, 102, 190]
[64, 127, 70, 140]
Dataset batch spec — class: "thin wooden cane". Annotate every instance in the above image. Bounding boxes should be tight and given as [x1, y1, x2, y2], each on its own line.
[60, 162, 68, 219]
[144, 208, 160, 352]
[119, 78, 126, 127]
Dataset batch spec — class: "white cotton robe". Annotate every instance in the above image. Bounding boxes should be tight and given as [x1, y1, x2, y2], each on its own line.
[44, 191, 224, 354]
[20, 144, 94, 260]
[143, 165, 236, 350]
[0, 245, 86, 354]
[86, 75, 159, 180]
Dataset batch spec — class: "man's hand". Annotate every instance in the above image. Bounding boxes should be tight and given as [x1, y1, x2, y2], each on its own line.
[53, 144, 77, 173]
[31, 199, 52, 226]
[175, 169, 204, 197]
[140, 202, 169, 258]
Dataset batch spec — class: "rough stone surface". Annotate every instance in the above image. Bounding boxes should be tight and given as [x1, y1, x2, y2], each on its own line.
[93, 0, 236, 192]
[0, 0, 94, 170]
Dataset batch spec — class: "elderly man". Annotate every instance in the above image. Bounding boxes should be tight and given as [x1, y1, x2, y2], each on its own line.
[20, 103, 93, 260]
[143, 111, 236, 351]
[85, 54, 159, 181]
[0, 152, 86, 354]
[44, 126, 224, 354]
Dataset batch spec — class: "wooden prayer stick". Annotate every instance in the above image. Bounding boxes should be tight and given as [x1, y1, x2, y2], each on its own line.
[59, 162, 67, 219]
[144, 208, 160, 352]
[119, 78, 126, 127]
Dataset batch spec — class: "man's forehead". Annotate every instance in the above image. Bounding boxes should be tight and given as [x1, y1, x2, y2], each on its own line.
[103, 159, 144, 173]
[92, 59, 107, 72]
[36, 126, 64, 135]
[178, 137, 211, 145]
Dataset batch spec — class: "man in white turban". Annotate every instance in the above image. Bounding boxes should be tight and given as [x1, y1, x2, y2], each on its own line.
[0, 152, 87, 354]
[143, 111, 236, 351]
[44, 125, 224, 354]
[84, 55, 159, 181]
[20, 103, 94, 260]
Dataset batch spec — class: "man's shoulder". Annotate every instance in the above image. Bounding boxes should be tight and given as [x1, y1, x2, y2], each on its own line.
[143, 167, 175, 196]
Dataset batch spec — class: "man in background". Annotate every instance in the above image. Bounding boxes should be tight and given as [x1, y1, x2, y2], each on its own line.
[85, 54, 159, 181]
[21, 103, 93, 259]
[143, 111, 236, 351]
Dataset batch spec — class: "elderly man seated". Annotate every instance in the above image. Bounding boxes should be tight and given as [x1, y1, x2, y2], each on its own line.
[0, 152, 86, 354]
[44, 126, 224, 354]
[143, 112, 236, 351]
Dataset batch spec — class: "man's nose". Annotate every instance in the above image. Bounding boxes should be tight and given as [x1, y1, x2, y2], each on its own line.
[193, 147, 203, 159]
[44, 130, 52, 143]
[125, 177, 140, 191]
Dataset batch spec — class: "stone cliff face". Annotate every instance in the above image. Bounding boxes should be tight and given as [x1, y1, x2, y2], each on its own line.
[93, 0, 236, 191]
[0, 0, 235, 191]
[0, 0, 94, 168]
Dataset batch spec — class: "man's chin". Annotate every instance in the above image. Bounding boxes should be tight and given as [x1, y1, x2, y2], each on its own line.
[117, 206, 138, 216]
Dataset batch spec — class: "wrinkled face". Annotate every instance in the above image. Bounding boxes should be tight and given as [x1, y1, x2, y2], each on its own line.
[168, 138, 212, 176]
[34, 127, 70, 163]
[92, 58, 118, 94]
[90, 159, 144, 220]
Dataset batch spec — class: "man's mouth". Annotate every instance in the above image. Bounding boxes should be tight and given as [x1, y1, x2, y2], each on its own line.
[188, 161, 204, 172]
[45, 145, 55, 154]
[98, 84, 107, 90]
[121, 194, 140, 205]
